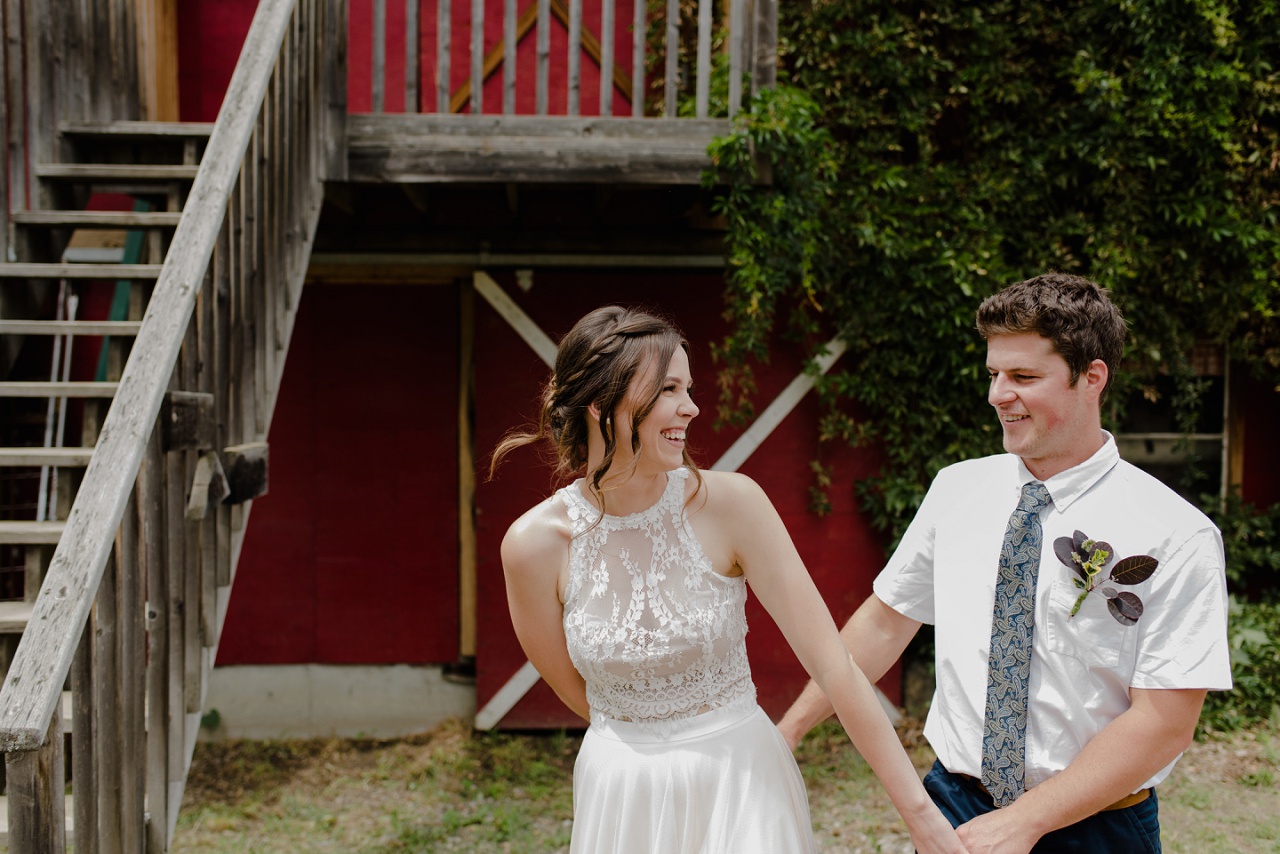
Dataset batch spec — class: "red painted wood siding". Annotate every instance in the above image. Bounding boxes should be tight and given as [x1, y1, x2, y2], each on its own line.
[217, 284, 462, 664]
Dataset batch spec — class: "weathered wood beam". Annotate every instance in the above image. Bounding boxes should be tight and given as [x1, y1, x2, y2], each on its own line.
[4, 708, 65, 853]
[347, 114, 726, 184]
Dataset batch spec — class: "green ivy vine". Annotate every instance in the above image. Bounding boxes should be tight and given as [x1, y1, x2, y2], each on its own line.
[705, 0, 1280, 547]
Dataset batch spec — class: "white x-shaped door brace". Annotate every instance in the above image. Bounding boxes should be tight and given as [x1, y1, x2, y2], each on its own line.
[471, 271, 874, 729]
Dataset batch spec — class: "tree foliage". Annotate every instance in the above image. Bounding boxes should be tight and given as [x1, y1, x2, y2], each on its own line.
[707, 0, 1280, 543]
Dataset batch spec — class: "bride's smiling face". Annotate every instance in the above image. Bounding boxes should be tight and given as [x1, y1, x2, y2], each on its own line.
[613, 346, 699, 475]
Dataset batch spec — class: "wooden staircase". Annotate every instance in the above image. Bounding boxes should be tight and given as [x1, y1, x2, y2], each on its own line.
[0, 0, 338, 850]
[0, 120, 210, 847]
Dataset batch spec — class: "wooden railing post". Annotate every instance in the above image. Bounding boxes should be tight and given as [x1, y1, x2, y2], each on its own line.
[325, 0, 349, 180]
[750, 0, 776, 96]
[4, 708, 66, 854]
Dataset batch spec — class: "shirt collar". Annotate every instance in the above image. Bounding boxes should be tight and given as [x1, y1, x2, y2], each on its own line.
[1015, 430, 1120, 512]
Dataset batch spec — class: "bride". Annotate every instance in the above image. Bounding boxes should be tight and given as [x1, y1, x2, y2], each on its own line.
[493, 305, 966, 854]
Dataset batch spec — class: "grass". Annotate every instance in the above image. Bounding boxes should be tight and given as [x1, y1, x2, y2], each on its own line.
[174, 718, 1280, 853]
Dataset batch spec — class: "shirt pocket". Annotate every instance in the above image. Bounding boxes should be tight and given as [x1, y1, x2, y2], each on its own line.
[1041, 578, 1138, 671]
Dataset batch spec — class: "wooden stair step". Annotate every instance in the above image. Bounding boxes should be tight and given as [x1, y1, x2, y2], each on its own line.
[0, 522, 65, 545]
[0, 600, 34, 632]
[0, 381, 118, 398]
[60, 119, 213, 139]
[12, 210, 182, 229]
[0, 319, 142, 336]
[36, 163, 199, 182]
[0, 262, 161, 279]
[0, 447, 96, 467]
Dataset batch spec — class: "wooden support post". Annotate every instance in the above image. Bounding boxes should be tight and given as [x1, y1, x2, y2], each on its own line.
[136, 0, 180, 121]
[324, 0, 348, 180]
[71, 618, 97, 854]
[599, 0, 614, 115]
[140, 433, 168, 854]
[180, 329, 201, 718]
[94, 548, 122, 854]
[458, 281, 477, 659]
[437, 0, 451, 113]
[664, 0, 678, 117]
[119, 491, 145, 852]
[750, 0, 776, 95]
[728, 0, 743, 117]
[163, 410, 185, 821]
[536, 0, 548, 114]
[567, 0, 581, 114]
[695, 0, 711, 117]
[4, 706, 66, 853]
[372, 0, 386, 112]
[0, 17, 8, 265]
[503, 0, 516, 114]
[631, 0, 644, 116]
[406, 0, 419, 112]
[470, 0, 484, 114]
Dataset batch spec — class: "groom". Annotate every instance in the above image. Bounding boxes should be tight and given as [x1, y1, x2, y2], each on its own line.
[778, 273, 1232, 853]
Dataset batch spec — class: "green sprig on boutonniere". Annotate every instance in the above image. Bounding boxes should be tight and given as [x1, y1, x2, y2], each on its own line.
[1053, 530, 1158, 626]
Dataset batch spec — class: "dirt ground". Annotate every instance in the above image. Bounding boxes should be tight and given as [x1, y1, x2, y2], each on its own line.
[177, 717, 1280, 853]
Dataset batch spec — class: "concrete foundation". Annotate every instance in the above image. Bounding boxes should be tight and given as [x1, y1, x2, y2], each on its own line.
[200, 663, 475, 740]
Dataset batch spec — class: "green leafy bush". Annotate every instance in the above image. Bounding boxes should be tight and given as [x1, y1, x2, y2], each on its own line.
[1201, 597, 1280, 732]
[1206, 493, 1280, 598]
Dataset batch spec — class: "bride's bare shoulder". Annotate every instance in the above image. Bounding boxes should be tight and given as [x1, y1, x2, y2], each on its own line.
[686, 468, 771, 517]
[502, 493, 573, 568]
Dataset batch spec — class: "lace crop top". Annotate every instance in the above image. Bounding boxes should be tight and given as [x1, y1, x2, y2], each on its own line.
[559, 467, 756, 728]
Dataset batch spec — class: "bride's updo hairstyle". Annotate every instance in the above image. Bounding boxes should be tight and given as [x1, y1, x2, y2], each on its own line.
[490, 305, 701, 511]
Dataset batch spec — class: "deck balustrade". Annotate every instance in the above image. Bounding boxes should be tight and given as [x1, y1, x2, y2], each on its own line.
[358, 0, 777, 118]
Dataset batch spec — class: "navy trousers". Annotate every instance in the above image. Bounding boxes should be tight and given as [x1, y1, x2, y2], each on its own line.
[922, 760, 1162, 853]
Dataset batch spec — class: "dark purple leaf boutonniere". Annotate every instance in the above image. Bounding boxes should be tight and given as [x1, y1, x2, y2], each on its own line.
[1054, 530, 1158, 626]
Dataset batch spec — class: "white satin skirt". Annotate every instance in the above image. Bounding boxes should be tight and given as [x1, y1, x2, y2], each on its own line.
[569, 702, 817, 853]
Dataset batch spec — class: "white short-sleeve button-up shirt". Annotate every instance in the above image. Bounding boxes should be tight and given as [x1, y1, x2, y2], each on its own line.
[874, 432, 1232, 792]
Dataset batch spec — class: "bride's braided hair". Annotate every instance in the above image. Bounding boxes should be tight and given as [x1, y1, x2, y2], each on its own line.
[490, 305, 701, 511]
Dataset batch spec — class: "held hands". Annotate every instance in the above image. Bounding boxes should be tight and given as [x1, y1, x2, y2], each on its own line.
[907, 804, 971, 854]
[954, 808, 1040, 854]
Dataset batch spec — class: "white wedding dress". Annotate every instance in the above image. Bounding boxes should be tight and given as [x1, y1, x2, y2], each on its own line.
[559, 466, 817, 853]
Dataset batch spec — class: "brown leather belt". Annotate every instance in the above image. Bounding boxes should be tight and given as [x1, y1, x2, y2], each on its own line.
[955, 773, 1151, 812]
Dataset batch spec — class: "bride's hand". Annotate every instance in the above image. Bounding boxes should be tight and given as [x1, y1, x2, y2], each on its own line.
[907, 808, 970, 854]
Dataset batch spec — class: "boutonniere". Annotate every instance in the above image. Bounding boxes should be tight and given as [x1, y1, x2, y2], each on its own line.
[1053, 530, 1159, 626]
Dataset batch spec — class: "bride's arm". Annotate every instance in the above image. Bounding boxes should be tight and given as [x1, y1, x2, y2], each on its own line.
[501, 502, 590, 722]
[703, 471, 966, 854]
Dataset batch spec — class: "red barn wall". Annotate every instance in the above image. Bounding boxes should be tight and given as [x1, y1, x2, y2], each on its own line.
[217, 283, 462, 665]
[177, 0, 260, 122]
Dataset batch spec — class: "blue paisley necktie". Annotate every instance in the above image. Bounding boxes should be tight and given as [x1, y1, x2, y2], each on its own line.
[981, 480, 1052, 807]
